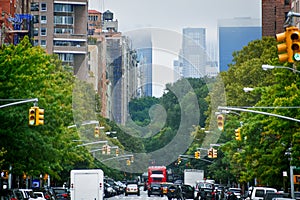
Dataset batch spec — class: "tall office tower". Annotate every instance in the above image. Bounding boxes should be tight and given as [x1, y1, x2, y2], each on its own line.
[181, 28, 207, 78]
[30, 0, 89, 79]
[136, 47, 152, 97]
[262, 0, 290, 36]
[128, 30, 152, 97]
[218, 17, 262, 72]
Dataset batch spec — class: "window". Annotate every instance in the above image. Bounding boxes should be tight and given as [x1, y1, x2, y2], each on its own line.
[33, 28, 39, 36]
[41, 27, 47, 36]
[30, 2, 39, 11]
[285, 0, 290, 6]
[58, 53, 74, 62]
[54, 4, 73, 12]
[54, 16, 73, 25]
[33, 15, 39, 23]
[41, 40, 46, 46]
[41, 15, 47, 23]
[41, 3, 47, 11]
[33, 40, 39, 46]
[54, 28, 73, 34]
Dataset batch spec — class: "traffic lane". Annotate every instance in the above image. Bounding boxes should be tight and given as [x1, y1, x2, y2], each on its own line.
[106, 189, 168, 199]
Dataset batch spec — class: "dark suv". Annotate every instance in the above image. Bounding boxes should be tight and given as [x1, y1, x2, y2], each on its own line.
[148, 182, 163, 197]
[166, 184, 183, 200]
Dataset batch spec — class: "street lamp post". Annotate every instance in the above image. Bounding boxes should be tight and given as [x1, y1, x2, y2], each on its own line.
[262, 64, 300, 73]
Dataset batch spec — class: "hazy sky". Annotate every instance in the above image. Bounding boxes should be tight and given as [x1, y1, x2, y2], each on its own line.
[89, 0, 261, 42]
[88, 0, 262, 97]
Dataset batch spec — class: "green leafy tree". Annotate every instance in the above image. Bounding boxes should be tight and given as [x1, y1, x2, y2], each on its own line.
[0, 36, 94, 184]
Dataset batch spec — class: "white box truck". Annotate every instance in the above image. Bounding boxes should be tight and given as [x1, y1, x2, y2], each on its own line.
[70, 169, 104, 200]
[184, 169, 204, 187]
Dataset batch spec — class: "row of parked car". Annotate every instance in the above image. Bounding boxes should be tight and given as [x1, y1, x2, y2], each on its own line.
[0, 187, 70, 200]
[103, 178, 142, 198]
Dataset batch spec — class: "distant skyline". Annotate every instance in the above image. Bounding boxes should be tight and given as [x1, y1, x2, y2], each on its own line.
[89, 0, 262, 97]
[89, 0, 261, 43]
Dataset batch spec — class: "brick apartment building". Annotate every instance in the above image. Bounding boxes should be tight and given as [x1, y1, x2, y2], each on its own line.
[262, 0, 291, 36]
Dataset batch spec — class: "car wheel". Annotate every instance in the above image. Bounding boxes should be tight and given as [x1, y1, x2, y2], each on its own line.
[125, 193, 128, 196]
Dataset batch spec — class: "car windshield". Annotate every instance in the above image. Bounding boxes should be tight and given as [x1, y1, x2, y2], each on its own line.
[127, 184, 137, 188]
[230, 189, 241, 193]
[151, 183, 161, 187]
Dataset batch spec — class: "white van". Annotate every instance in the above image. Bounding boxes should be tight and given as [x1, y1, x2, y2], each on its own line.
[18, 189, 37, 200]
[70, 169, 104, 200]
[245, 187, 277, 200]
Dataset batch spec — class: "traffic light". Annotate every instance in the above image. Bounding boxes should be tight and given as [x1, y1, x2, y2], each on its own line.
[107, 145, 111, 155]
[126, 159, 131, 166]
[177, 157, 181, 164]
[29, 107, 36, 126]
[212, 148, 218, 158]
[217, 114, 224, 131]
[94, 126, 100, 138]
[1, 170, 8, 179]
[115, 148, 119, 156]
[102, 145, 107, 154]
[235, 128, 241, 141]
[290, 27, 300, 61]
[194, 151, 200, 159]
[276, 26, 300, 63]
[35, 107, 44, 125]
[207, 148, 213, 158]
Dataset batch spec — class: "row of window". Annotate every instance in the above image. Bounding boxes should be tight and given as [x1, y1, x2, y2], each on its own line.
[31, 3, 74, 12]
[33, 27, 75, 36]
[30, 2, 46, 11]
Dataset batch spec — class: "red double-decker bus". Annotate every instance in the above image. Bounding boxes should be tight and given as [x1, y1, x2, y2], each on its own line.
[148, 166, 167, 185]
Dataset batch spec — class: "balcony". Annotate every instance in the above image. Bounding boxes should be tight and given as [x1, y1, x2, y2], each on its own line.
[53, 45, 87, 54]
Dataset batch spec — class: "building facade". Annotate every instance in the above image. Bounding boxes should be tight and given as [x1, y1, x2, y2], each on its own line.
[87, 10, 139, 125]
[29, 0, 89, 80]
[262, 0, 291, 36]
[218, 17, 262, 72]
[181, 28, 207, 78]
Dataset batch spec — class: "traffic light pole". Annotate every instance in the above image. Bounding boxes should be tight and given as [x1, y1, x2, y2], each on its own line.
[0, 98, 38, 109]
[218, 106, 300, 123]
[219, 106, 296, 198]
[285, 11, 300, 27]
[179, 154, 213, 163]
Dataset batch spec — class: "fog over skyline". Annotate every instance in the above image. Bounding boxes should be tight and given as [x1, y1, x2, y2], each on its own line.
[88, 0, 262, 97]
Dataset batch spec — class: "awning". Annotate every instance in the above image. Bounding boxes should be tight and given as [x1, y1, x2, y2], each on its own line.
[150, 174, 164, 178]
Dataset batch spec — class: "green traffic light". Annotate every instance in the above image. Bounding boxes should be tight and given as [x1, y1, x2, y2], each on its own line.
[294, 53, 300, 61]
